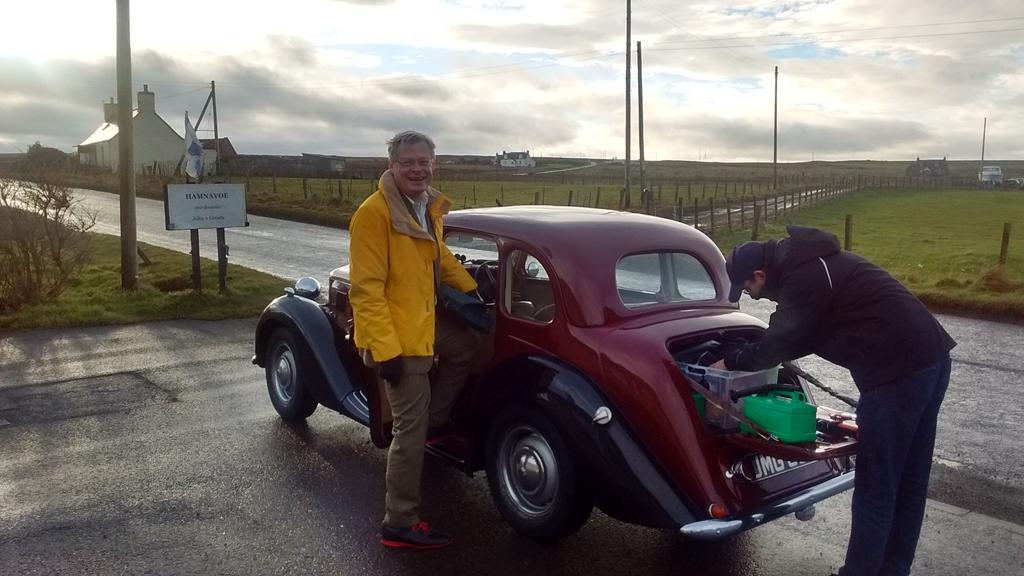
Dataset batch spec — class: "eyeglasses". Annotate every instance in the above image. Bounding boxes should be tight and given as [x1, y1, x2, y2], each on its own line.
[395, 159, 432, 168]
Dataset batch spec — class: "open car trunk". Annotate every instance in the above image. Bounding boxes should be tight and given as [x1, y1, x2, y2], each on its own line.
[671, 329, 858, 461]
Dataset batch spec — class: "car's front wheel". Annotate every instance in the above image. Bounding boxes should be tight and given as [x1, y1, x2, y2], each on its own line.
[264, 327, 319, 421]
[485, 405, 593, 542]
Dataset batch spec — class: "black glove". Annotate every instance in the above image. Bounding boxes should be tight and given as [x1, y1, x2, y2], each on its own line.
[378, 357, 403, 384]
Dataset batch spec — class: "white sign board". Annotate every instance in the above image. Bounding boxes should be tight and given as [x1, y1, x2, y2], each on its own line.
[165, 183, 247, 230]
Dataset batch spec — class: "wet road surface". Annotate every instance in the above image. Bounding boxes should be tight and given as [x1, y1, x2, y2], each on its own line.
[2, 320, 1022, 575]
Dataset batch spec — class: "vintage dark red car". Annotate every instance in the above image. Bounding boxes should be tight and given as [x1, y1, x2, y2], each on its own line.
[252, 206, 857, 542]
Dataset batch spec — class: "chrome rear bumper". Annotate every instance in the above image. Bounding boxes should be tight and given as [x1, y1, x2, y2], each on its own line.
[679, 470, 856, 540]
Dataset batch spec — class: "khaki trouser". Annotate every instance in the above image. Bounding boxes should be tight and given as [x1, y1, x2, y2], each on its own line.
[382, 311, 480, 528]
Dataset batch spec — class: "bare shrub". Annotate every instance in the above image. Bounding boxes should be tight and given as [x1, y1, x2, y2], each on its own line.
[0, 169, 97, 313]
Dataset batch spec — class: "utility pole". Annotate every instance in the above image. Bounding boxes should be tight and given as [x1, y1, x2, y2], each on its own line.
[212, 80, 220, 176]
[979, 117, 987, 184]
[116, 0, 137, 290]
[624, 0, 632, 209]
[773, 65, 778, 191]
[637, 41, 646, 208]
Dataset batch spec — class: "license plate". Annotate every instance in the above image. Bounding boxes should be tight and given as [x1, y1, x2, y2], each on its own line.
[751, 455, 809, 480]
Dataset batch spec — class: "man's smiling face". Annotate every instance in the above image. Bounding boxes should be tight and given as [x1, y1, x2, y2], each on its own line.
[390, 141, 434, 199]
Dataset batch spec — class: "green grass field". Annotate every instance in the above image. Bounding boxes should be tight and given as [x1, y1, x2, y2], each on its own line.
[711, 188, 1024, 319]
[0, 233, 288, 331]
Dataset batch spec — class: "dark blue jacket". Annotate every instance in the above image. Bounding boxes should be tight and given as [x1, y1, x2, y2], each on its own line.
[724, 226, 955, 391]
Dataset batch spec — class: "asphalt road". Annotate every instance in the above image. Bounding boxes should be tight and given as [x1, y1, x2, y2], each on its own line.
[2, 186, 1020, 574]
[1, 320, 1021, 576]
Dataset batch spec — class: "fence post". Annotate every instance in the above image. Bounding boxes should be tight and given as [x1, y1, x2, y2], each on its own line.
[844, 214, 854, 251]
[709, 198, 715, 232]
[727, 197, 733, 231]
[999, 223, 1013, 266]
[595, 188, 601, 208]
[568, 190, 574, 206]
[751, 199, 761, 240]
[773, 194, 778, 220]
[693, 197, 699, 229]
[534, 191, 540, 205]
[740, 196, 746, 229]
[677, 196, 683, 221]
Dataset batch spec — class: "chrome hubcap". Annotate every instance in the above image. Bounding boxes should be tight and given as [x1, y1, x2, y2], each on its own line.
[271, 343, 296, 403]
[499, 424, 559, 517]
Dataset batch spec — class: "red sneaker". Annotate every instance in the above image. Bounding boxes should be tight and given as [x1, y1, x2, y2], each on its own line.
[380, 522, 452, 549]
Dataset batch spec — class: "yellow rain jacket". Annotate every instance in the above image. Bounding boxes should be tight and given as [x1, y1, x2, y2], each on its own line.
[348, 171, 477, 363]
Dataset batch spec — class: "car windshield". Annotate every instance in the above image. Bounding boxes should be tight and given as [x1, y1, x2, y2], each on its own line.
[616, 252, 716, 308]
[446, 233, 498, 262]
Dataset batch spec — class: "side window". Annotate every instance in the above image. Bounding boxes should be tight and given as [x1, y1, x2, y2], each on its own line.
[672, 253, 716, 301]
[616, 253, 663, 306]
[504, 249, 555, 323]
[617, 252, 717, 308]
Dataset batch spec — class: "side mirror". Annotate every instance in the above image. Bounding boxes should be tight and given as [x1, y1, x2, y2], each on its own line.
[525, 261, 541, 278]
[293, 277, 321, 300]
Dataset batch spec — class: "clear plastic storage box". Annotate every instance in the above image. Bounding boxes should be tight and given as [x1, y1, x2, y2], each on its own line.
[680, 363, 780, 430]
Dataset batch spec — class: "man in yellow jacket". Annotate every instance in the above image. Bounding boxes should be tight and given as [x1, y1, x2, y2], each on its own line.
[349, 130, 480, 549]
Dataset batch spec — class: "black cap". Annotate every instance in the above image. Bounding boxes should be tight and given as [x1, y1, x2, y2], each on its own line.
[726, 241, 766, 302]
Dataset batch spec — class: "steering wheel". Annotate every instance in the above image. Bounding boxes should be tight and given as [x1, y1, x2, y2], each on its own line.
[473, 261, 498, 303]
[532, 303, 556, 322]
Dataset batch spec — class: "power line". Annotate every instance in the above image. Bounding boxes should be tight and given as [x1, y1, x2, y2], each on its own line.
[652, 15, 1024, 48]
[634, 0, 761, 67]
[646, 27, 1024, 52]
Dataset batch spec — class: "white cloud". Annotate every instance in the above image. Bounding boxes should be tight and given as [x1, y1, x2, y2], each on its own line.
[1, 1, 1022, 160]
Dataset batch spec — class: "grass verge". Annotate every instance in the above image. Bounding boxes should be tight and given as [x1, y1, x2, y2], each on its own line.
[0, 233, 288, 331]
[710, 187, 1024, 320]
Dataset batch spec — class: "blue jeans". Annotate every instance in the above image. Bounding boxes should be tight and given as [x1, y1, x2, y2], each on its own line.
[839, 353, 951, 576]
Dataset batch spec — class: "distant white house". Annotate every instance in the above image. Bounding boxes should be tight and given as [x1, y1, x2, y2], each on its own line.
[77, 85, 216, 176]
[494, 150, 536, 168]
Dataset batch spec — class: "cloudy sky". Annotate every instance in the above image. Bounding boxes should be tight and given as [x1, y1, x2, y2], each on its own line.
[2, 0, 1022, 161]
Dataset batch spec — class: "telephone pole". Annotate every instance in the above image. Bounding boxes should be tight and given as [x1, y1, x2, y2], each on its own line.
[979, 117, 987, 182]
[637, 41, 646, 205]
[116, 0, 137, 290]
[211, 80, 220, 175]
[623, 0, 632, 209]
[773, 65, 778, 191]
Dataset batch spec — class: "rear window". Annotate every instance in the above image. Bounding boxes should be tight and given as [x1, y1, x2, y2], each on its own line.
[616, 252, 716, 308]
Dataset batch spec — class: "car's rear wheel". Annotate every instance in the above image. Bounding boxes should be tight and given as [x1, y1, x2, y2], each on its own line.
[264, 327, 318, 421]
[486, 405, 593, 542]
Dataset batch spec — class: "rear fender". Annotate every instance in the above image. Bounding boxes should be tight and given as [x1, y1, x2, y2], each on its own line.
[475, 354, 697, 528]
[254, 294, 369, 424]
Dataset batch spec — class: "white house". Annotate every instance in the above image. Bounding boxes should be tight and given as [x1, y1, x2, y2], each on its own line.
[78, 85, 196, 176]
[494, 150, 536, 168]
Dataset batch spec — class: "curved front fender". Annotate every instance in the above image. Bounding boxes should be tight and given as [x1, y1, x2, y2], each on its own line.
[254, 294, 368, 424]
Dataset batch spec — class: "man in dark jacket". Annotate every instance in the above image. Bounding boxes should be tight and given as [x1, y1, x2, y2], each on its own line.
[712, 226, 955, 576]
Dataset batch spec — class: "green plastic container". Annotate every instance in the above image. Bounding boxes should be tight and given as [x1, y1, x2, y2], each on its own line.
[691, 392, 706, 420]
[740, 391, 817, 444]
